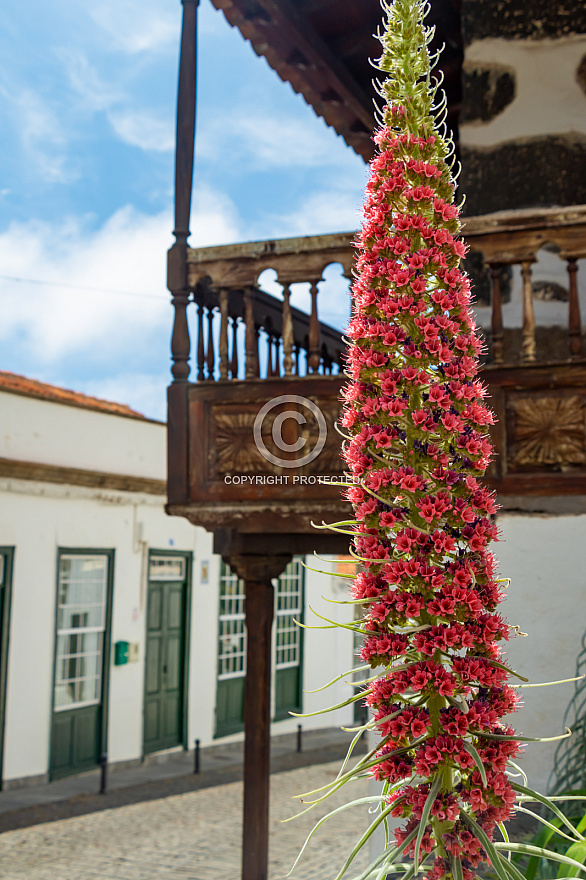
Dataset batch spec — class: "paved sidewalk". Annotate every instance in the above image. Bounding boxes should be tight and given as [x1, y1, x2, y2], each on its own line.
[0, 761, 372, 880]
[0, 727, 366, 833]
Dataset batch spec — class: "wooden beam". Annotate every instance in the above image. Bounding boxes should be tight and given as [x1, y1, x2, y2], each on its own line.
[0, 457, 166, 495]
[228, 553, 292, 880]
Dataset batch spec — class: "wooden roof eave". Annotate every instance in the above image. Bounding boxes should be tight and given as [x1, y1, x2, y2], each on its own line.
[210, 0, 377, 160]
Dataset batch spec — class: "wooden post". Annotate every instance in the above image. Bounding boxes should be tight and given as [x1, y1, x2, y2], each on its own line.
[282, 284, 294, 376]
[489, 263, 504, 364]
[206, 306, 215, 379]
[168, 0, 199, 385]
[230, 316, 239, 379]
[229, 554, 291, 880]
[244, 288, 257, 379]
[568, 258, 582, 359]
[521, 260, 536, 363]
[219, 289, 229, 379]
[196, 295, 205, 381]
[166, 0, 199, 504]
[308, 280, 321, 373]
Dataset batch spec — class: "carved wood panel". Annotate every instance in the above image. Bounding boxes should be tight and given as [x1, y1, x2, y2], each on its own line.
[506, 393, 586, 470]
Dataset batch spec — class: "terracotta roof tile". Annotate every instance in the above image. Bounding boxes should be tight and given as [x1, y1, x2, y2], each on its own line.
[0, 372, 149, 420]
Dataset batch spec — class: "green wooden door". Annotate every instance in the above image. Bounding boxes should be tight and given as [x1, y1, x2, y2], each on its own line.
[144, 555, 188, 753]
[50, 552, 112, 780]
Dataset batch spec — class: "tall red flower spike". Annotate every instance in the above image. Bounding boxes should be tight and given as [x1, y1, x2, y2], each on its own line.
[339, 0, 521, 876]
[290, 3, 580, 878]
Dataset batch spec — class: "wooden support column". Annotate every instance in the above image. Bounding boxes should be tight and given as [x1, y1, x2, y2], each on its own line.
[568, 258, 582, 359]
[167, 0, 199, 502]
[228, 553, 291, 880]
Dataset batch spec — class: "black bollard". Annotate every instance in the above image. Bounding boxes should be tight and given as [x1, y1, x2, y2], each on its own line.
[194, 738, 200, 774]
[99, 753, 108, 794]
[296, 724, 302, 753]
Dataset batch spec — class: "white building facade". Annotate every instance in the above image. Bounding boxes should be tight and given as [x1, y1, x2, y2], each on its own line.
[0, 373, 584, 796]
[0, 373, 355, 788]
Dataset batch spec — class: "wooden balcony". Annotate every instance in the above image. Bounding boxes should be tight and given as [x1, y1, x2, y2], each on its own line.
[168, 204, 586, 544]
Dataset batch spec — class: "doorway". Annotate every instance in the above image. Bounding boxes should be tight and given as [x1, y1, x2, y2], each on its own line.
[143, 552, 191, 754]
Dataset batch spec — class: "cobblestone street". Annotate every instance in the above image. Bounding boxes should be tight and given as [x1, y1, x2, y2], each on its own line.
[0, 762, 372, 880]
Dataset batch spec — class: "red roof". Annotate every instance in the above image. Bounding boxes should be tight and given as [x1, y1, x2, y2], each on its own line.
[0, 371, 149, 420]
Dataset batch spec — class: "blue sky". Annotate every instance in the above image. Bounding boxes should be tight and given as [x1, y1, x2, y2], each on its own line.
[0, 0, 368, 419]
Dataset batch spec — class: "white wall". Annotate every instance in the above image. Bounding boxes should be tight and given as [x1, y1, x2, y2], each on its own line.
[460, 35, 586, 148]
[0, 390, 165, 479]
[497, 513, 586, 795]
[0, 478, 205, 780]
[0, 474, 358, 781]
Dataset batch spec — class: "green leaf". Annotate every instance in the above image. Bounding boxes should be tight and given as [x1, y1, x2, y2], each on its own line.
[473, 729, 570, 744]
[557, 843, 586, 878]
[285, 796, 388, 874]
[459, 809, 510, 880]
[493, 843, 586, 876]
[450, 855, 463, 880]
[289, 688, 371, 718]
[514, 805, 584, 844]
[512, 784, 586, 840]
[333, 806, 394, 880]
[462, 741, 488, 787]
[414, 774, 442, 873]
[304, 665, 370, 693]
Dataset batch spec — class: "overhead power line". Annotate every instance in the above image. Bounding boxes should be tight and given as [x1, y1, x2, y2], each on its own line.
[0, 273, 164, 301]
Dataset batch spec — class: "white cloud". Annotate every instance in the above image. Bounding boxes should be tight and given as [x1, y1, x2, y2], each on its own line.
[0, 86, 75, 184]
[265, 187, 364, 238]
[0, 189, 241, 380]
[198, 109, 363, 171]
[87, 0, 178, 55]
[57, 48, 123, 113]
[108, 109, 175, 153]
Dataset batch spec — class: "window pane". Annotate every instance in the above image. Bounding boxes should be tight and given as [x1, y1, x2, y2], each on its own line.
[275, 559, 303, 670]
[217, 563, 246, 680]
[149, 557, 185, 581]
[54, 554, 108, 711]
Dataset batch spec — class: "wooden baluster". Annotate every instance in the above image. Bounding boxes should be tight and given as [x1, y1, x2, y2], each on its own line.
[568, 258, 582, 359]
[292, 344, 298, 376]
[308, 280, 321, 373]
[521, 261, 536, 363]
[244, 288, 257, 379]
[219, 289, 229, 380]
[282, 284, 294, 376]
[489, 263, 504, 364]
[170, 287, 191, 383]
[266, 334, 274, 378]
[206, 305, 215, 379]
[196, 296, 205, 381]
[254, 328, 261, 378]
[273, 337, 281, 377]
[230, 316, 239, 379]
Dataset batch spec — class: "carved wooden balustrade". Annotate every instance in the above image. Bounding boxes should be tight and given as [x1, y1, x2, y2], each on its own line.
[167, 203, 586, 540]
[187, 231, 353, 381]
